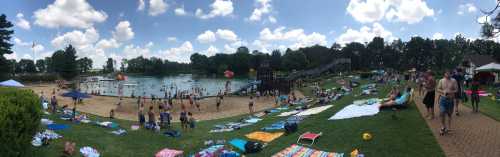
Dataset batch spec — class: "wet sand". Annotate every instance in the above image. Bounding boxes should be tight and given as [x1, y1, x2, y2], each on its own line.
[28, 83, 304, 122]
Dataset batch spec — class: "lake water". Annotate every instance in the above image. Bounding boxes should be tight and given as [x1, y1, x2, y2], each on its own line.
[79, 74, 251, 97]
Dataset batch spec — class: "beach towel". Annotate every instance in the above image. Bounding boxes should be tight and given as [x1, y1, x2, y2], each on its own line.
[111, 129, 127, 135]
[47, 124, 69, 131]
[244, 118, 262, 123]
[262, 121, 286, 131]
[32, 130, 61, 147]
[155, 148, 183, 157]
[328, 103, 381, 120]
[272, 144, 343, 157]
[97, 121, 119, 128]
[41, 118, 53, 125]
[246, 131, 284, 143]
[80, 146, 100, 157]
[229, 139, 248, 152]
[296, 105, 333, 116]
[277, 110, 300, 117]
[194, 145, 240, 157]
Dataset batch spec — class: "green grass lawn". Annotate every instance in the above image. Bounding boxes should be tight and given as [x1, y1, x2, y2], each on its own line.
[30, 77, 444, 157]
[462, 86, 500, 121]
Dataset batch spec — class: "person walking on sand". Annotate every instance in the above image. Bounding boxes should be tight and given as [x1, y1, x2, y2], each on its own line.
[216, 93, 222, 112]
[436, 70, 458, 135]
[423, 70, 436, 119]
[249, 96, 255, 115]
[50, 95, 58, 113]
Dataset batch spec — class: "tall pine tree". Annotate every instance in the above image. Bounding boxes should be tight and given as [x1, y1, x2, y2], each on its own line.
[0, 14, 14, 80]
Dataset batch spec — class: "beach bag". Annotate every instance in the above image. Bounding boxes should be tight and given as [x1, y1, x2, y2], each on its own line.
[284, 122, 297, 134]
[244, 141, 262, 154]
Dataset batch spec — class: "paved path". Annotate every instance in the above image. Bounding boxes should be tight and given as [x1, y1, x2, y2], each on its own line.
[413, 93, 500, 157]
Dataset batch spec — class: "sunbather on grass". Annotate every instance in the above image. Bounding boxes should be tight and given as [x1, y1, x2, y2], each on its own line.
[380, 87, 411, 109]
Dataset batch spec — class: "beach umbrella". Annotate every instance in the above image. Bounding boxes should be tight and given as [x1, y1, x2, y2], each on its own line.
[61, 90, 91, 99]
[224, 70, 234, 79]
[0, 79, 25, 87]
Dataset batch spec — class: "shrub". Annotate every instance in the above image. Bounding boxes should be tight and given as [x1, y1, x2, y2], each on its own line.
[0, 87, 41, 157]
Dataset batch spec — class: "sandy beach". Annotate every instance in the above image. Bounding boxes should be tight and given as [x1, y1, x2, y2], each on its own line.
[28, 83, 304, 122]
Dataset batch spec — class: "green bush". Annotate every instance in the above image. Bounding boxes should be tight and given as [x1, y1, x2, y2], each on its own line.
[0, 87, 41, 157]
[13, 73, 58, 83]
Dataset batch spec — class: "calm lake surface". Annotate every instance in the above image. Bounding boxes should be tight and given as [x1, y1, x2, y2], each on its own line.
[79, 74, 251, 97]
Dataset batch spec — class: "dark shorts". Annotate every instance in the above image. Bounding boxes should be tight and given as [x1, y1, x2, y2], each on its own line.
[439, 96, 453, 116]
[423, 91, 435, 108]
[471, 93, 480, 103]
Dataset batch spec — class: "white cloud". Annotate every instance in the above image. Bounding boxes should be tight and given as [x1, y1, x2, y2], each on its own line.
[197, 30, 217, 43]
[112, 21, 134, 42]
[268, 16, 277, 23]
[336, 22, 394, 45]
[149, 0, 168, 16]
[347, 0, 389, 23]
[13, 37, 30, 46]
[432, 32, 444, 39]
[196, 0, 234, 19]
[203, 45, 219, 56]
[477, 15, 491, 23]
[458, 3, 477, 15]
[51, 27, 99, 49]
[22, 54, 33, 60]
[33, 44, 45, 53]
[256, 27, 327, 52]
[347, 0, 434, 24]
[123, 43, 154, 59]
[96, 39, 120, 49]
[34, 0, 107, 29]
[385, 0, 434, 24]
[159, 41, 194, 62]
[15, 13, 31, 30]
[175, 6, 187, 16]
[4, 52, 17, 60]
[249, 0, 273, 22]
[216, 29, 238, 42]
[138, 0, 145, 11]
[167, 37, 178, 42]
[224, 44, 236, 53]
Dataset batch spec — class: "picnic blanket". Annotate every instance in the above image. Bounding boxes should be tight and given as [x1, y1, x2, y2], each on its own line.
[246, 131, 284, 143]
[272, 144, 344, 157]
[229, 139, 248, 152]
[41, 118, 54, 125]
[111, 129, 127, 135]
[210, 117, 261, 133]
[96, 121, 119, 128]
[296, 105, 333, 116]
[155, 148, 183, 157]
[328, 102, 381, 120]
[262, 116, 306, 131]
[32, 130, 61, 147]
[278, 110, 300, 117]
[80, 146, 100, 157]
[47, 124, 69, 131]
[194, 145, 240, 157]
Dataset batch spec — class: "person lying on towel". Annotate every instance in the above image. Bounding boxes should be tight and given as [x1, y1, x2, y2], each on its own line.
[380, 87, 411, 109]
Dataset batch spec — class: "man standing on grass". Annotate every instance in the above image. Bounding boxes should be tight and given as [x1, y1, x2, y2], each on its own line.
[436, 70, 458, 135]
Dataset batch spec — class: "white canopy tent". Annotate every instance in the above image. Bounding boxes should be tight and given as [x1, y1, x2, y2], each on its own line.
[475, 62, 500, 72]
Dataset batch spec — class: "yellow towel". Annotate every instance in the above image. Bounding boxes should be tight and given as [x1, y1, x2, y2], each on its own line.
[245, 131, 284, 143]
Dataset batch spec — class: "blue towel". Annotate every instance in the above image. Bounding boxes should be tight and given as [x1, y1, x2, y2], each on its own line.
[47, 124, 69, 131]
[229, 139, 247, 152]
[262, 121, 285, 131]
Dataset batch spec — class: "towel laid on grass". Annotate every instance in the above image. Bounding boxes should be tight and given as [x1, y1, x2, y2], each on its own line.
[47, 124, 69, 131]
[272, 144, 343, 157]
[277, 110, 300, 117]
[328, 103, 381, 120]
[295, 105, 333, 116]
[246, 131, 284, 143]
[155, 148, 183, 157]
[229, 139, 248, 152]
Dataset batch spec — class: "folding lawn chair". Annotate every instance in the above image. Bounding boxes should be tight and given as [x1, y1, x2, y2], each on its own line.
[297, 132, 322, 146]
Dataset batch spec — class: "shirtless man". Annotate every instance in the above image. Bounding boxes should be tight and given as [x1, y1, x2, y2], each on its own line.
[436, 71, 458, 135]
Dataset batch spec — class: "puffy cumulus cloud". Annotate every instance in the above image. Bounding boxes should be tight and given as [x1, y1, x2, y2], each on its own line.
[175, 6, 187, 16]
[202, 45, 219, 56]
[33, 44, 45, 53]
[288, 32, 327, 50]
[252, 40, 270, 53]
[432, 32, 444, 40]
[13, 37, 30, 46]
[149, 0, 168, 16]
[15, 13, 31, 30]
[385, 0, 434, 24]
[347, 0, 434, 24]
[51, 27, 99, 49]
[216, 29, 238, 42]
[196, 0, 233, 19]
[4, 52, 17, 60]
[457, 3, 477, 15]
[268, 16, 277, 23]
[259, 27, 327, 47]
[112, 21, 134, 42]
[197, 30, 217, 43]
[159, 41, 194, 62]
[477, 15, 491, 24]
[123, 42, 154, 59]
[34, 0, 107, 29]
[138, 0, 145, 11]
[347, 0, 389, 23]
[336, 23, 394, 45]
[96, 38, 120, 49]
[222, 40, 248, 53]
[249, 0, 273, 22]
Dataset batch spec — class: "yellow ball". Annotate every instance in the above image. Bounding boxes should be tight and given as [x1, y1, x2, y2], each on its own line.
[362, 132, 372, 141]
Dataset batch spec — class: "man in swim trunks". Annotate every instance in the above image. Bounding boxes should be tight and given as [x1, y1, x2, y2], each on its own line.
[436, 70, 458, 135]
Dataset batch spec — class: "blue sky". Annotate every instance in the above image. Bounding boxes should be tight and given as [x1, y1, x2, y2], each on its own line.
[2, 0, 498, 67]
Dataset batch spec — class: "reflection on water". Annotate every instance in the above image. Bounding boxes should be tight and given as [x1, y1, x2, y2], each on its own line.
[80, 74, 250, 97]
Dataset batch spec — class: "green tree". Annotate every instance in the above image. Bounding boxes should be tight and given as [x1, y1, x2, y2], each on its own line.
[282, 49, 308, 71]
[77, 57, 93, 73]
[103, 58, 115, 73]
[16, 59, 36, 73]
[52, 45, 78, 80]
[35, 59, 46, 73]
[270, 50, 282, 70]
[0, 14, 14, 80]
